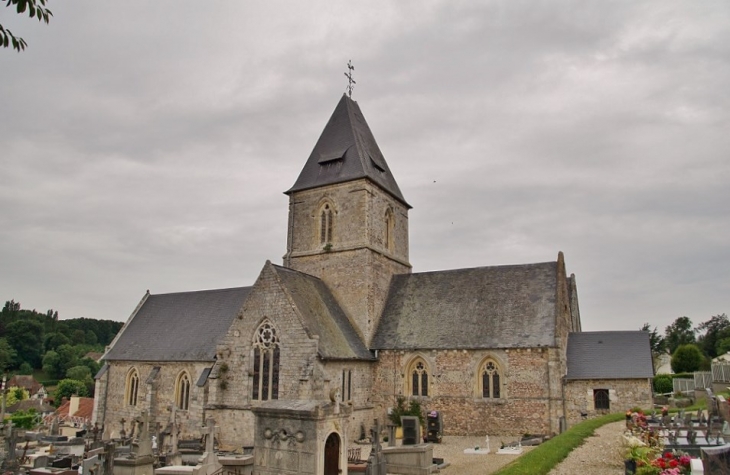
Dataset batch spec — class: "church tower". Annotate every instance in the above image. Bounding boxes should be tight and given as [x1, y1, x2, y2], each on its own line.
[284, 94, 411, 346]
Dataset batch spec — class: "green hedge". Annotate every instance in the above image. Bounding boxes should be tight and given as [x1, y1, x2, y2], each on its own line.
[493, 413, 625, 475]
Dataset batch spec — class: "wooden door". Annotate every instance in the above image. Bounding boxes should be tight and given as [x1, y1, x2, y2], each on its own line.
[324, 432, 340, 475]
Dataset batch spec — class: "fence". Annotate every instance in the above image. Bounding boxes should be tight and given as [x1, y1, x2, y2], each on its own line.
[712, 363, 730, 382]
[670, 363, 730, 394]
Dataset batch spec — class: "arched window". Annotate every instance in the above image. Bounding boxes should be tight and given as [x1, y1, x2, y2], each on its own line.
[408, 358, 429, 397]
[126, 368, 139, 406]
[175, 371, 191, 410]
[384, 208, 395, 252]
[319, 203, 334, 245]
[252, 320, 280, 401]
[594, 389, 610, 410]
[480, 360, 502, 399]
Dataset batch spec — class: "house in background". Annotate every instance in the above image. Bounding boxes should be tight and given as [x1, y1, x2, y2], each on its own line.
[564, 331, 654, 425]
[8, 375, 47, 400]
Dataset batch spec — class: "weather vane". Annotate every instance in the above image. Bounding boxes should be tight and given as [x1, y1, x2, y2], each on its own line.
[345, 60, 356, 98]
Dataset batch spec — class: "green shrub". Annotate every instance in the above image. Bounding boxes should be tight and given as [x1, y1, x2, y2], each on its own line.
[653, 374, 673, 393]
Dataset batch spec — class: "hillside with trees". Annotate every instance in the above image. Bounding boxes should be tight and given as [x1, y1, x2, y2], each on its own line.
[0, 299, 123, 392]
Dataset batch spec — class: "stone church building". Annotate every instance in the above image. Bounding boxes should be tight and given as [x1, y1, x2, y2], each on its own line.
[93, 94, 653, 452]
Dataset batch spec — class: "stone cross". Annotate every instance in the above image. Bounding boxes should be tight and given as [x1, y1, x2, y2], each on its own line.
[135, 411, 152, 457]
[205, 418, 216, 454]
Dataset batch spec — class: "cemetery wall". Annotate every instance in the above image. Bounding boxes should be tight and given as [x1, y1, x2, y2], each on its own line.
[373, 347, 565, 436]
[564, 378, 653, 426]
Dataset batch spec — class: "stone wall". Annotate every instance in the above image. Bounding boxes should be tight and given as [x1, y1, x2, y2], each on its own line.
[373, 347, 566, 436]
[284, 179, 411, 345]
[210, 262, 378, 446]
[95, 360, 211, 441]
[564, 379, 653, 426]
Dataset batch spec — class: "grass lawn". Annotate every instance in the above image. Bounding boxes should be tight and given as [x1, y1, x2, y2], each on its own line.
[492, 413, 625, 475]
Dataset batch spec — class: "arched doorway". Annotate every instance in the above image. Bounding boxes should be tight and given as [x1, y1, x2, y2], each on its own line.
[324, 432, 340, 475]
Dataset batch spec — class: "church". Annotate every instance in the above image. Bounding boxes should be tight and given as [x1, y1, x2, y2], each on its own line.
[93, 93, 654, 453]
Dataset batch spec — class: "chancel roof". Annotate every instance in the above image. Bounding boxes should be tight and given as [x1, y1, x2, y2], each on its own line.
[104, 287, 251, 362]
[271, 264, 373, 360]
[286, 94, 409, 207]
[566, 331, 655, 379]
[371, 261, 562, 350]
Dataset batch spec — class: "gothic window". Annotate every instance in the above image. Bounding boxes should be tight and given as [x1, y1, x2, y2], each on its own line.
[319, 203, 334, 245]
[341, 369, 352, 402]
[252, 320, 280, 401]
[175, 371, 191, 411]
[126, 368, 139, 406]
[480, 360, 502, 399]
[384, 208, 395, 252]
[408, 359, 429, 397]
[594, 389, 610, 410]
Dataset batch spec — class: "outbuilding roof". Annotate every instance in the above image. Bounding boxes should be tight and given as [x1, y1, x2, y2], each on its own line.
[286, 94, 409, 207]
[104, 287, 251, 362]
[371, 261, 562, 350]
[566, 331, 654, 380]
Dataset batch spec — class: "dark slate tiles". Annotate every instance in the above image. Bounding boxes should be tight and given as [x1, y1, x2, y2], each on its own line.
[371, 262, 559, 350]
[566, 331, 654, 379]
[104, 287, 251, 362]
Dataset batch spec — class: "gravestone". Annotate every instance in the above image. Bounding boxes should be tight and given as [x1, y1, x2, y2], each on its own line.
[701, 444, 730, 475]
[401, 416, 421, 446]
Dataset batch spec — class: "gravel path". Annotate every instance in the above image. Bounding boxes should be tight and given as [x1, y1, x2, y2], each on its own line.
[430, 421, 627, 475]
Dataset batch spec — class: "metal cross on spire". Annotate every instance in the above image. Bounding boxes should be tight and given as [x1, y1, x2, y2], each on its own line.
[345, 60, 356, 98]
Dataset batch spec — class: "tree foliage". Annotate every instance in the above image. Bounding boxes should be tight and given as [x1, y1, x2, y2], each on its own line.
[5, 386, 30, 407]
[0, 337, 17, 372]
[0, 299, 122, 373]
[665, 317, 696, 355]
[671, 344, 705, 373]
[53, 379, 89, 405]
[1, 0, 52, 52]
[640, 323, 666, 371]
[696, 313, 730, 359]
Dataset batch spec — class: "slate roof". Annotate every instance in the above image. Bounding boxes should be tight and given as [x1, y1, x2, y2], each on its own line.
[566, 331, 654, 380]
[272, 264, 373, 360]
[104, 287, 251, 362]
[286, 94, 409, 208]
[371, 261, 561, 350]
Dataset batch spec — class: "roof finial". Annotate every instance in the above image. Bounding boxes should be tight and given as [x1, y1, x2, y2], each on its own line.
[344, 60, 356, 98]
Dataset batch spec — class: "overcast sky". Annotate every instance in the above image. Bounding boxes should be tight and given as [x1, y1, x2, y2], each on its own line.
[1, 1, 728, 334]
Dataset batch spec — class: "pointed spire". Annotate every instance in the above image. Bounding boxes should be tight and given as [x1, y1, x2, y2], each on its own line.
[286, 94, 410, 208]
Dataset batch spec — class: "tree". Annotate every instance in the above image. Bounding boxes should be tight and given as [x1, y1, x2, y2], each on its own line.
[1, 0, 52, 52]
[0, 338, 17, 372]
[665, 317, 696, 354]
[5, 386, 29, 407]
[696, 313, 730, 359]
[53, 379, 88, 406]
[671, 344, 705, 373]
[6, 319, 44, 368]
[66, 365, 94, 395]
[42, 350, 62, 379]
[640, 323, 666, 370]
